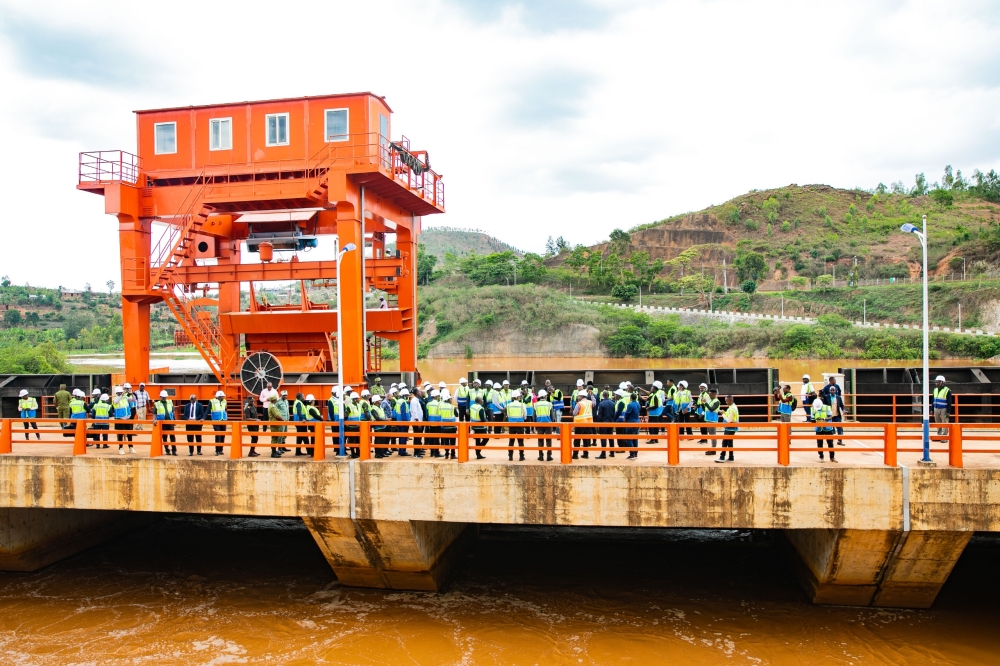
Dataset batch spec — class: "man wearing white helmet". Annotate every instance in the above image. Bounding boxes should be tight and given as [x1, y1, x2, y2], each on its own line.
[90, 392, 112, 446]
[210, 390, 228, 456]
[17, 389, 40, 440]
[455, 377, 470, 422]
[425, 388, 442, 457]
[696, 382, 711, 445]
[675, 380, 694, 438]
[112, 387, 135, 453]
[932, 375, 951, 440]
[438, 388, 458, 459]
[534, 389, 554, 461]
[505, 389, 526, 461]
[647, 380, 666, 443]
[394, 388, 411, 456]
[155, 390, 177, 455]
[572, 379, 586, 405]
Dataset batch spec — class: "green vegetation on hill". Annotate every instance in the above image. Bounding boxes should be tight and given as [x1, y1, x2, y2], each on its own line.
[415, 227, 524, 262]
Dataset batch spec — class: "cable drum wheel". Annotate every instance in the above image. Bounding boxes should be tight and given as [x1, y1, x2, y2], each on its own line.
[240, 352, 283, 396]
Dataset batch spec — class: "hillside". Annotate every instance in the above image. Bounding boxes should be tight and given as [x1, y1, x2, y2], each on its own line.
[417, 227, 523, 260]
[549, 182, 1000, 284]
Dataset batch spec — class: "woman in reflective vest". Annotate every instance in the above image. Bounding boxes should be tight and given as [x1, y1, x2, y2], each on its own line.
[811, 397, 835, 462]
[91, 395, 111, 445]
[470, 398, 488, 459]
[505, 391, 526, 461]
[155, 392, 177, 456]
[702, 389, 721, 453]
[438, 391, 457, 459]
[534, 391, 553, 462]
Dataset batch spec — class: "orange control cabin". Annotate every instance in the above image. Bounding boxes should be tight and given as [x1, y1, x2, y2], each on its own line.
[79, 92, 444, 401]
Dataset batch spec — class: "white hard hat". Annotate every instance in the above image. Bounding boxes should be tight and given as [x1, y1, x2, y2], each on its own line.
[625, 381, 633, 387]
[438, 381, 447, 388]
[521, 380, 529, 385]
[935, 375, 946, 382]
[512, 389, 521, 398]
[699, 383, 708, 389]
[485, 379, 493, 386]
[430, 389, 440, 398]
[441, 390, 451, 399]
[502, 379, 510, 385]
[388, 387, 397, 394]
[802, 374, 810, 380]
[678, 380, 688, 388]
[160, 390, 168, 398]
[390, 382, 398, 388]
[100, 393, 108, 401]
[813, 397, 824, 406]
[114, 386, 123, 394]
[399, 383, 407, 389]
[92, 388, 101, 395]
[215, 390, 225, 397]
[332, 386, 342, 396]
[653, 381, 663, 389]
[538, 389, 547, 397]
[345, 386, 354, 393]
[400, 388, 410, 396]
[614, 389, 625, 396]
[306, 394, 315, 401]
[577, 379, 584, 386]
[123, 382, 132, 389]
[361, 389, 371, 396]
[75, 389, 85, 397]
[459, 377, 468, 383]
[473, 378, 481, 384]
[618, 382, 627, 390]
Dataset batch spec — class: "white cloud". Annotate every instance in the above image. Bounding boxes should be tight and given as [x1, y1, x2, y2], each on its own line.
[0, 0, 998, 288]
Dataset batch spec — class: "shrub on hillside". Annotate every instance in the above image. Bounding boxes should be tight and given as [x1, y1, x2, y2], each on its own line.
[817, 313, 851, 328]
[781, 220, 791, 233]
[744, 219, 759, 232]
[611, 283, 639, 302]
[931, 189, 954, 206]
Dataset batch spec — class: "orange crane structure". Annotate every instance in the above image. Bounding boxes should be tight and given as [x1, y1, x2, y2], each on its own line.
[78, 93, 443, 401]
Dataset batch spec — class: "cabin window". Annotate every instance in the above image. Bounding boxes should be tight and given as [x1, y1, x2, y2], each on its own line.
[265, 113, 289, 146]
[154, 122, 177, 155]
[325, 108, 349, 142]
[209, 118, 232, 151]
[379, 113, 389, 147]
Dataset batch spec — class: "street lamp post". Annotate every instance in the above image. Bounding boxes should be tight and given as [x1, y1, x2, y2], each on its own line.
[335, 238, 357, 456]
[901, 216, 933, 465]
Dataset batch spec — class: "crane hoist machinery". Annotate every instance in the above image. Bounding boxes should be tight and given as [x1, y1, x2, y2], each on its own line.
[78, 92, 443, 402]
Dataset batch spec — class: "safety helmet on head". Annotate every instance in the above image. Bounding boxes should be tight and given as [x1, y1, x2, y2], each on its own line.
[215, 390, 225, 398]
[485, 379, 493, 386]
[502, 379, 510, 385]
[361, 389, 371, 396]
[430, 389, 440, 398]
[138, 382, 145, 387]
[678, 380, 688, 388]
[653, 380, 662, 389]
[438, 381, 447, 388]
[345, 386, 354, 394]
[512, 389, 521, 398]
[306, 394, 315, 402]
[160, 390, 168, 398]
[100, 393, 109, 401]
[123, 382, 132, 390]
[459, 377, 468, 384]
[538, 389, 547, 397]
[521, 380, 528, 385]
[473, 378, 481, 384]
[935, 375, 946, 382]
[400, 388, 410, 396]
[699, 383, 708, 389]
[388, 387, 397, 395]
[441, 390, 451, 400]
[576, 379, 584, 386]
[802, 374, 810, 380]
[92, 388, 101, 395]
[399, 383, 407, 389]
[114, 386, 123, 394]
[280, 390, 288, 395]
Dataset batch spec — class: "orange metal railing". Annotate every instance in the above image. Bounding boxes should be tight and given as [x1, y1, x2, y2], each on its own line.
[4, 418, 999, 469]
[79, 150, 142, 185]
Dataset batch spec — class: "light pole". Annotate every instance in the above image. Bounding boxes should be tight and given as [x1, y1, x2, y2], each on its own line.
[901, 216, 932, 464]
[335, 238, 357, 456]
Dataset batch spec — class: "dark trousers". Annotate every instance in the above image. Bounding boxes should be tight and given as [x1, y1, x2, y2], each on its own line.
[832, 414, 844, 441]
[626, 425, 639, 457]
[427, 424, 440, 456]
[472, 425, 487, 458]
[115, 422, 133, 444]
[395, 423, 408, 452]
[411, 425, 424, 456]
[597, 424, 615, 458]
[247, 423, 258, 454]
[91, 422, 109, 443]
[162, 423, 176, 454]
[677, 411, 693, 436]
[213, 423, 226, 454]
[22, 420, 39, 440]
[535, 422, 553, 460]
[719, 428, 736, 461]
[457, 405, 469, 422]
[185, 423, 202, 454]
[648, 413, 662, 439]
[441, 425, 457, 459]
[295, 424, 309, 455]
[574, 426, 591, 459]
[508, 424, 524, 460]
[816, 427, 835, 459]
[374, 429, 388, 458]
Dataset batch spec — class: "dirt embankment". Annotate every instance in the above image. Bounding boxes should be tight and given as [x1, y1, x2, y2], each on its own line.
[427, 324, 603, 358]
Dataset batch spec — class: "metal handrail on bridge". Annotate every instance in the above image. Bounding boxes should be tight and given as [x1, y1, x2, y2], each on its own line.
[78, 150, 142, 185]
[3, 418, 999, 468]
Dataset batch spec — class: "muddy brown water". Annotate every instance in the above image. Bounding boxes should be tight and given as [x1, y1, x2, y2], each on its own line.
[1, 517, 998, 665]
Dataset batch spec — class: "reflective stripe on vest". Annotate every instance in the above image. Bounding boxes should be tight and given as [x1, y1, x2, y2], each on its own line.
[210, 398, 227, 421]
[933, 387, 950, 410]
[93, 402, 111, 419]
[426, 400, 441, 421]
[438, 402, 456, 422]
[113, 396, 130, 419]
[574, 400, 593, 422]
[69, 399, 87, 418]
[456, 385, 470, 406]
[470, 404, 485, 421]
[506, 402, 525, 421]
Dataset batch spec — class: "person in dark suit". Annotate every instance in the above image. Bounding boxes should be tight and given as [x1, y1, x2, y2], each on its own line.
[183, 395, 206, 456]
[595, 391, 617, 459]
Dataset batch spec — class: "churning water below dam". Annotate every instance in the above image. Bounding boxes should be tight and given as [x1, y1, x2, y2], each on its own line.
[1, 516, 998, 665]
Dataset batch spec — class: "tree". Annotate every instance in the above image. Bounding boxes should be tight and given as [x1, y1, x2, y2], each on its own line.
[734, 251, 768, 282]
[544, 236, 557, 257]
[516, 253, 547, 283]
[611, 282, 639, 302]
[417, 245, 438, 284]
[970, 169, 1000, 202]
[740, 279, 757, 303]
[565, 245, 589, 277]
[608, 229, 631, 256]
[461, 251, 517, 286]
[911, 173, 929, 196]
[24, 311, 40, 326]
[106, 280, 115, 294]
[555, 236, 569, 254]
[3, 309, 22, 327]
[0, 276, 9, 287]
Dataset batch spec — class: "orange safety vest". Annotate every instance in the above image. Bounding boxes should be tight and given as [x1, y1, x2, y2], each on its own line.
[573, 399, 593, 423]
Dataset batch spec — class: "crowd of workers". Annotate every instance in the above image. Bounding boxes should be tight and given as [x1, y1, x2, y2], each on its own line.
[20, 372, 955, 464]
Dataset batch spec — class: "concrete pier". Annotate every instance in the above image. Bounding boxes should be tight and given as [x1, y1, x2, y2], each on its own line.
[0, 455, 997, 606]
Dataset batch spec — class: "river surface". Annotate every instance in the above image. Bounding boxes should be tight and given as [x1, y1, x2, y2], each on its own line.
[1, 516, 998, 665]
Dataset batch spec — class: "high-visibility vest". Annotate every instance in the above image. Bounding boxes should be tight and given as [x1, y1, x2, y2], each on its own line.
[154, 400, 173, 420]
[666, 385, 677, 407]
[346, 402, 361, 421]
[370, 404, 386, 421]
[704, 398, 721, 423]
[648, 390, 665, 416]
[426, 399, 440, 422]
[574, 399, 593, 423]
[93, 401, 111, 419]
[210, 398, 227, 421]
[456, 385, 470, 407]
[550, 388, 563, 408]
[18, 397, 38, 414]
[933, 386, 951, 410]
[486, 389, 502, 414]
[534, 400, 552, 422]
[292, 399, 305, 422]
[506, 401, 525, 421]
[676, 389, 692, 410]
[524, 393, 535, 416]
[696, 391, 709, 415]
[470, 403, 485, 422]
[779, 392, 794, 414]
[811, 401, 831, 422]
[392, 398, 408, 420]
[723, 403, 740, 428]
[615, 398, 627, 421]
[500, 389, 511, 407]
[306, 405, 322, 421]
[438, 401, 456, 422]
[113, 395, 130, 419]
[802, 382, 815, 399]
[69, 398, 87, 418]
[328, 398, 342, 421]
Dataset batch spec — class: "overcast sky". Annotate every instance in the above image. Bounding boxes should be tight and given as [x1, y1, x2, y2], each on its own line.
[1, 0, 998, 289]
